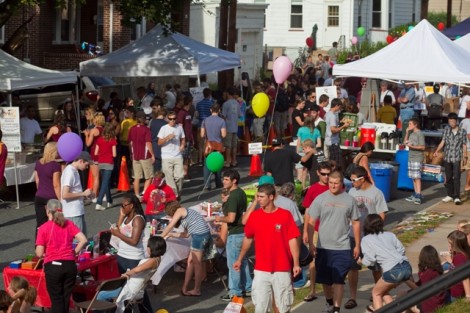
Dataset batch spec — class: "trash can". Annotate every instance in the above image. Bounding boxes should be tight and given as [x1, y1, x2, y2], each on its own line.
[370, 163, 393, 201]
[395, 150, 414, 191]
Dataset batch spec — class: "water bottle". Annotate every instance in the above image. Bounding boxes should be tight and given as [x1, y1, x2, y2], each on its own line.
[151, 219, 157, 236]
[145, 222, 151, 238]
[92, 235, 100, 258]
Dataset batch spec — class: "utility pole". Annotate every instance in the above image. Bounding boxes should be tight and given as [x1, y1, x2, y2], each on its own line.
[218, 0, 229, 91]
[226, 0, 237, 88]
[446, 0, 452, 27]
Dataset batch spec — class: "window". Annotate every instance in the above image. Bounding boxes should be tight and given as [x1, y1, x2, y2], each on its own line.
[290, 0, 303, 29]
[0, 26, 4, 44]
[372, 0, 382, 28]
[328, 6, 339, 27]
[54, 0, 80, 44]
[97, 0, 104, 44]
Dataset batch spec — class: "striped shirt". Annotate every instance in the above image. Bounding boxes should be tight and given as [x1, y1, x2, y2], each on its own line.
[442, 126, 467, 163]
[181, 208, 210, 235]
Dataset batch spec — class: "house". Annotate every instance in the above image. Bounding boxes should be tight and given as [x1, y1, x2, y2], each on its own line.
[190, 1, 268, 82]
[428, 0, 470, 21]
[236, 0, 421, 62]
[0, 0, 191, 71]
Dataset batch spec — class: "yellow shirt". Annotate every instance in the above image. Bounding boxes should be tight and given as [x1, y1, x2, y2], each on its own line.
[120, 118, 137, 145]
[377, 105, 397, 124]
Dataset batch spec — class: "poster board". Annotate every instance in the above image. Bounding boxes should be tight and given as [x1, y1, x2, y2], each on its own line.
[190, 87, 204, 107]
[0, 107, 21, 152]
[315, 86, 337, 111]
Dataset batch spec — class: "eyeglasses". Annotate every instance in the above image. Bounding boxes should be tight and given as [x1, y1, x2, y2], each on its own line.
[168, 117, 176, 121]
[319, 172, 330, 176]
[121, 202, 131, 208]
[351, 176, 364, 182]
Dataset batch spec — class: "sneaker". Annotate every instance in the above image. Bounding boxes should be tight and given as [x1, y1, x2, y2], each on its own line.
[184, 175, 191, 182]
[221, 294, 234, 302]
[242, 291, 252, 297]
[322, 303, 334, 313]
[106, 202, 113, 208]
[95, 204, 105, 211]
[294, 280, 311, 290]
[91, 198, 97, 203]
[442, 196, 453, 203]
[414, 197, 422, 205]
[454, 198, 462, 205]
[405, 194, 417, 202]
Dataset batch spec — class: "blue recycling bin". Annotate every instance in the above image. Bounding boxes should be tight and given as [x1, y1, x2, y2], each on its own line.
[395, 150, 414, 191]
[370, 163, 393, 201]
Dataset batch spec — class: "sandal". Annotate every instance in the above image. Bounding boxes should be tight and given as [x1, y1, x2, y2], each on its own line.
[344, 298, 357, 309]
[366, 305, 375, 312]
[303, 294, 318, 302]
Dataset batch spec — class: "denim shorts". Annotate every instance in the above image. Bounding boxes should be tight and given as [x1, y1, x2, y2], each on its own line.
[315, 248, 352, 285]
[191, 232, 212, 251]
[382, 261, 412, 284]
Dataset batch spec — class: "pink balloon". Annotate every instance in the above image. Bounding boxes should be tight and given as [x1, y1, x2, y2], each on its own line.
[272, 56, 292, 84]
[351, 36, 358, 45]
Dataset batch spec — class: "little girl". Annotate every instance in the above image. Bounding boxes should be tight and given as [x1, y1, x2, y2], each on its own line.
[7, 276, 37, 313]
[361, 214, 413, 311]
[445, 230, 470, 300]
[416, 245, 447, 313]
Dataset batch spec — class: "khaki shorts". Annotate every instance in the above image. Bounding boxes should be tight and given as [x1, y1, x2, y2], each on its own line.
[252, 270, 294, 313]
[132, 158, 154, 180]
[223, 132, 238, 148]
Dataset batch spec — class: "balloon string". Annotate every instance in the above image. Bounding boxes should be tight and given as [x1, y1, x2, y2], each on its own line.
[262, 85, 280, 167]
[197, 171, 213, 200]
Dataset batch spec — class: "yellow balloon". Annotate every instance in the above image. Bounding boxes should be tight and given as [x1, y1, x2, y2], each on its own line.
[252, 92, 270, 118]
[155, 310, 169, 313]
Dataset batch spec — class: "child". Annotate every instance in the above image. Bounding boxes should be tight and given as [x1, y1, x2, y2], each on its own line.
[7, 276, 37, 313]
[416, 245, 447, 313]
[0, 291, 12, 313]
[141, 171, 177, 219]
[360, 214, 414, 311]
[457, 219, 469, 232]
[445, 230, 470, 300]
[404, 118, 425, 204]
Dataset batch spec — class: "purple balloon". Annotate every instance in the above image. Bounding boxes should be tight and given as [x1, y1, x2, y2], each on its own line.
[58, 132, 83, 162]
[273, 56, 292, 84]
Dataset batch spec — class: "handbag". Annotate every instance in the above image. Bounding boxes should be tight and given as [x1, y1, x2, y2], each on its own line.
[204, 140, 225, 156]
[299, 243, 314, 267]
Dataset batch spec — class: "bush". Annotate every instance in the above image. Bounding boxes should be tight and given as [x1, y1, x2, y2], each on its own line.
[336, 40, 388, 64]
[427, 12, 459, 28]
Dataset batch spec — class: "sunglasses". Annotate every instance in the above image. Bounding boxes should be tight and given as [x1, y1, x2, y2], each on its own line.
[168, 117, 176, 121]
[319, 172, 330, 176]
[121, 202, 131, 208]
[351, 176, 364, 182]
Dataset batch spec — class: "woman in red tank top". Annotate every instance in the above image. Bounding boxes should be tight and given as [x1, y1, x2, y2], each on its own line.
[44, 111, 71, 143]
[84, 111, 105, 199]
[0, 130, 7, 187]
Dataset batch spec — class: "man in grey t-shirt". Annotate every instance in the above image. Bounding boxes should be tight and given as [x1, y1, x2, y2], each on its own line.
[404, 118, 425, 204]
[307, 170, 360, 313]
[325, 98, 350, 168]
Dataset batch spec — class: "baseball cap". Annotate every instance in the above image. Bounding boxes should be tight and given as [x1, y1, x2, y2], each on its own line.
[77, 151, 91, 162]
[271, 138, 285, 146]
[258, 175, 275, 186]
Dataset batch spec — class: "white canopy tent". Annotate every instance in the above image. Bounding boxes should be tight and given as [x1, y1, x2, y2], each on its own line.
[454, 33, 470, 52]
[80, 24, 241, 77]
[333, 19, 470, 84]
[0, 49, 77, 91]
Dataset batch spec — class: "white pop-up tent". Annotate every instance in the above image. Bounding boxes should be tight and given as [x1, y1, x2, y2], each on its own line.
[454, 33, 470, 52]
[0, 49, 78, 91]
[80, 24, 241, 77]
[333, 19, 470, 83]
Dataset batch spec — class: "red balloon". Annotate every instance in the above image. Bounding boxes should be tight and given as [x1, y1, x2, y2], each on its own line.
[386, 35, 394, 44]
[438, 22, 445, 31]
[306, 37, 314, 47]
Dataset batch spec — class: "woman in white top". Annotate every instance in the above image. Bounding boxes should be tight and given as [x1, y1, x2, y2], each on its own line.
[458, 87, 470, 120]
[379, 81, 396, 106]
[110, 194, 146, 273]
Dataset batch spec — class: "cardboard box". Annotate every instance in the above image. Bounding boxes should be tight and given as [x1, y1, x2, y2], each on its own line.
[443, 97, 460, 114]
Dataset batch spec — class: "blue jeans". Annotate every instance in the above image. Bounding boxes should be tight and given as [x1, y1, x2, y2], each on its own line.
[227, 233, 252, 296]
[382, 261, 412, 284]
[203, 159, 222, 189]
[97, 169, 112, 205]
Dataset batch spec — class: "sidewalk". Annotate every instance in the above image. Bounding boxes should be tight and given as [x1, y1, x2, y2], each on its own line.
[293, 200, 470, 313]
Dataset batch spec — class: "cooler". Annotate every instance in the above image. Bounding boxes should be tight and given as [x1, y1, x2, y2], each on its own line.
[360, 125, 376, 146]
[395, 150, 414, 190]
[370, 163, 393, 201]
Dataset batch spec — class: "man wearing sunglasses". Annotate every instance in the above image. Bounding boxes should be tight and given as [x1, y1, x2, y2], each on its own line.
[344, 166, 388, 310]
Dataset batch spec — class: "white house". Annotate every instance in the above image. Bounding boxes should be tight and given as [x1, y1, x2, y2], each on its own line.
[190, 1, 268, 81]
[238, 0, 421, 61]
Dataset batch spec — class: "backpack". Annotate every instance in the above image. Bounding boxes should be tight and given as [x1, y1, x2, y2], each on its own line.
[344, 154, 364, 180]
[275, 89, 290, 112]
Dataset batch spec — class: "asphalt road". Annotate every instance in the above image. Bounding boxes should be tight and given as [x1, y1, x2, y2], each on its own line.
[0, 154, 448, 312]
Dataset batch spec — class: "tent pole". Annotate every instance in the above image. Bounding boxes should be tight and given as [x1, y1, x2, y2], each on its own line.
[75, 84, 81, 131]
[197, 75, 201, 87]
[7, 93, 20, 210]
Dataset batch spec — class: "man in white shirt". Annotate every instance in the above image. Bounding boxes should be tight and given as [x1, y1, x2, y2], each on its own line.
[136, 87, 152, 115]
[61, 151, 93, 235]
[20, 106, 42, 144]
[158, 111, 186, 198]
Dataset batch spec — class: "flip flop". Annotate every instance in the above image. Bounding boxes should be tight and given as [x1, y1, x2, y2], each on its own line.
[366, 305, 375, 312]
[181, 290, 201, 297]
[344, 298, 357, 309]
[303, 294, 318, 302]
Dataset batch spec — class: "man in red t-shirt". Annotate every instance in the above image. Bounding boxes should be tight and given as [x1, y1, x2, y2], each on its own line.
[234, 184, 300, 313]
[128, 111, 155, 197]
[300, 161, 331, 302]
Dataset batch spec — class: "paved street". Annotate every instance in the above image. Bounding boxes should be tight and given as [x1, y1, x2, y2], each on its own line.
[0, 154, 454, 312]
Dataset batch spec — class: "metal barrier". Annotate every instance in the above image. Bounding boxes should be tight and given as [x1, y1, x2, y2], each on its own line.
[376, 262, 470, 313]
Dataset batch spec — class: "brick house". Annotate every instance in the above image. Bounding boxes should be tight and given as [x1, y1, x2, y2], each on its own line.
[0, 0, 191, 70]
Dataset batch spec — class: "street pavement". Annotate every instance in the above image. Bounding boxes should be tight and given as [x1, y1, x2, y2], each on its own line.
[0, 154, 465, 312]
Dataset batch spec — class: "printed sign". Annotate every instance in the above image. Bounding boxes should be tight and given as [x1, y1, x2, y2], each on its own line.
[0, 107, 21, 152]
[315, 86, 337, 111]
[248, 142, 263, 155]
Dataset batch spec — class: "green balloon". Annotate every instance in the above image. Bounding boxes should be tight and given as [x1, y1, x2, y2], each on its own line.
[357, 26, 366, 37]
[206, 152, 225, 173]
[456, 35, 462, 40]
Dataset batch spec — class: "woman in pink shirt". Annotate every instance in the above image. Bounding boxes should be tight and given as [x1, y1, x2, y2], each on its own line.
[94, 123, 117, 211]
[36, 199, 87, 313]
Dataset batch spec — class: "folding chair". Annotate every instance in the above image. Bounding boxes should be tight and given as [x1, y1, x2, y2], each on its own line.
[75, 276, 128, 313]
[123, 270, 157, 313]
[208, 247, 228, 290]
